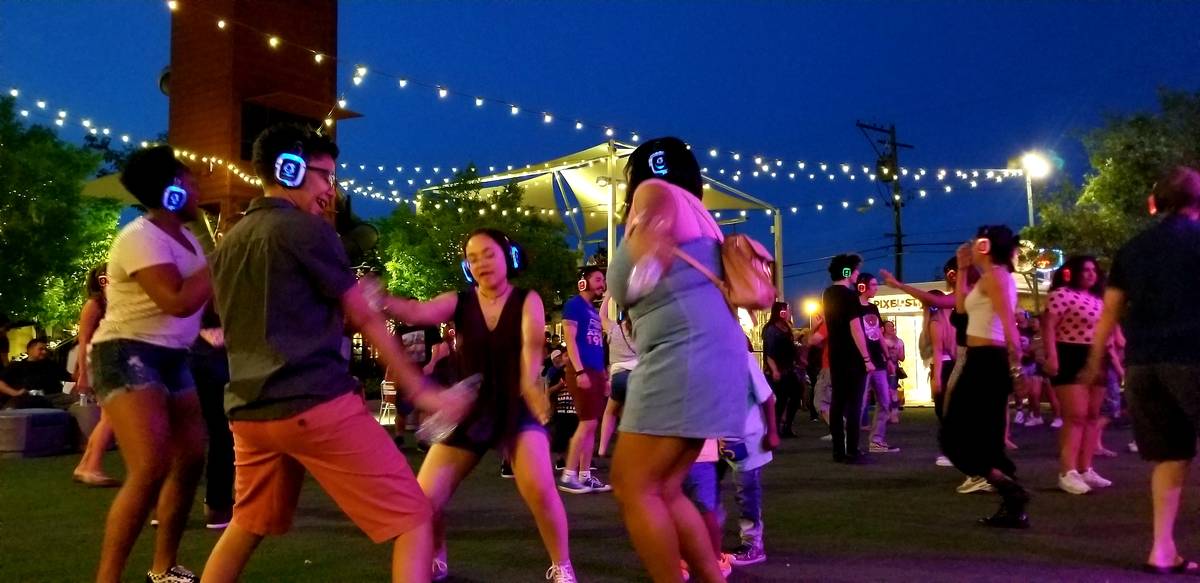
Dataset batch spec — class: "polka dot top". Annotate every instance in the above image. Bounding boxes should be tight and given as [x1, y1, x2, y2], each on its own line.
[1047, 287, 1102, 345]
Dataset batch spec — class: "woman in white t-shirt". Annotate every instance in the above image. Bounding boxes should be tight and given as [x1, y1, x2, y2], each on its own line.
[90, 146, 212, 583]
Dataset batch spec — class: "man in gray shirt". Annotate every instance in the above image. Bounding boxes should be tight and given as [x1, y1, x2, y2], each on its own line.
[203, 124, 464, 583]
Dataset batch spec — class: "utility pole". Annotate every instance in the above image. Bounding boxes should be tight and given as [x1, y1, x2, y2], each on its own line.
[856, 121, 914, 280]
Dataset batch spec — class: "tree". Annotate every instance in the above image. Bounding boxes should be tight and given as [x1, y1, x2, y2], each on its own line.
[1024, 89, 1200, 262]
[0, 97, 122, 334]
[375, 166, 579, 308]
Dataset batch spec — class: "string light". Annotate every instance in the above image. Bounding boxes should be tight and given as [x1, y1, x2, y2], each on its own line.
[268, 36, 280, 48]
[314, 53, 324, 64]
[437, 87, 448, 99]
[216, 19, 226, 29]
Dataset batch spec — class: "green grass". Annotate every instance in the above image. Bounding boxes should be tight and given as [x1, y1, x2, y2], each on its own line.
[0, 409, 1175, 581]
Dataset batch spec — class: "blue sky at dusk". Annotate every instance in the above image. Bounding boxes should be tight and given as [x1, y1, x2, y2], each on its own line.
[3, 1, 1198, 305]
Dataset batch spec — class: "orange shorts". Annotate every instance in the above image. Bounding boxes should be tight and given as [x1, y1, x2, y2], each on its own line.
[229, 391, 431, 543]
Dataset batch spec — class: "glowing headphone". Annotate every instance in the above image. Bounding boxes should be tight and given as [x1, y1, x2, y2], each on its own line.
[578, 274, 588, 292]
[857, 282, 868, 294]
[461, 231, 524, 285]
[162, 177, 188, 213]
[649, 150, 669, 176]
[974, 237, 992, 254]
[1061, 267, 1072, 284]
[841, 267, 852, 280]
[274, 143, 307, 189]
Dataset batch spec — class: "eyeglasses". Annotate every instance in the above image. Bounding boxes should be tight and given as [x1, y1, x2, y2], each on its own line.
[308, 166, 336, 187]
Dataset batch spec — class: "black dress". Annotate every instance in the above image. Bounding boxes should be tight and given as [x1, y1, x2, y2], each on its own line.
[441, 288, 540, 455]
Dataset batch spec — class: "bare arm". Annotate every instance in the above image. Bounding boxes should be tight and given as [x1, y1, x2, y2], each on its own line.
[879, 269, 957, 309]
[422, 342, 449, 376]
[74, 298, 103, 389]
[563, 320, 585, 374]
[623, 181, 680, 272]
[0, 379, 25, 397]
[1042, 297, 1060, 376]
[954, 244, 971, 314]
[521, 291, 551, 423]
[761, 395, 780, 451]
[344, 281, 450, 416]
[131, 263, 211, 318]
[384, 291, 458, 326]
[1083, 288, 1127, 385]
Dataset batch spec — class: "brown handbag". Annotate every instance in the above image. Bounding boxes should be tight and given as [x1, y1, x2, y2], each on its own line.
[674, 234, 776, 311]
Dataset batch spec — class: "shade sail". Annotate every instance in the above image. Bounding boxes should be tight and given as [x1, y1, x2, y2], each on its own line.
[424, 142, 777, 236]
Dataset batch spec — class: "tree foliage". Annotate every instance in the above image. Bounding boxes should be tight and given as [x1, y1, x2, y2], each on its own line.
[1024, 89, 1200, 262]
[375, 167, 579, 308]
[0, 97, 122, 334]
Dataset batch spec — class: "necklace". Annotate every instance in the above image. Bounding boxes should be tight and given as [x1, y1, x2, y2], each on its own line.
[478, 284, 512, 305]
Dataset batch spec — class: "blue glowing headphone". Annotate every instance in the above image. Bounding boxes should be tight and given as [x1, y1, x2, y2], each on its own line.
[162, 177, 188, 213]
[461, 230, 524, 285]
[649, 150, 669, 176]
[274, 143, 307, 189]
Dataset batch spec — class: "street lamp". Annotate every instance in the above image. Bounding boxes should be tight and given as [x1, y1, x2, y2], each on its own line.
[1021, 152, 1052, 227]
[802, 298, 821, 328]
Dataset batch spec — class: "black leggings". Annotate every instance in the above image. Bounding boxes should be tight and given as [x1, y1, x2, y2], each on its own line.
[770, 370, 803, 429]
[940, 347, 1016, 478]
[194, 351, 234, 511]
[829, 364, 867, 457]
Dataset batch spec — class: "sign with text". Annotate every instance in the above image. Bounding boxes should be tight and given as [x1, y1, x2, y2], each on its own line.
[873, 294, 923, 315]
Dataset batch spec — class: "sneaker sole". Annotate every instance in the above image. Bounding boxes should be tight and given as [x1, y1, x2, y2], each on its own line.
[557, 485, 593, 494]
[957, 483, 991, 494]
[730, 555, 767, 566]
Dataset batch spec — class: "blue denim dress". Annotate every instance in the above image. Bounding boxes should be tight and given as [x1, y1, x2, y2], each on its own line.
[607, 237, 747, 438]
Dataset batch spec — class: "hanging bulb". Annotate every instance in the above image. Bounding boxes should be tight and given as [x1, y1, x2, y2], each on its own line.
[398, 78, 408, 88]
[437, 87, 448, 98]
[268, 36, 280, 48]
[217, 19, 227, 29]
[314, 53, 324, 63]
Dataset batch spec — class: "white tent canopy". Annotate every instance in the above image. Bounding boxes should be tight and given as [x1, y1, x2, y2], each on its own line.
[423, 141, 784, 294]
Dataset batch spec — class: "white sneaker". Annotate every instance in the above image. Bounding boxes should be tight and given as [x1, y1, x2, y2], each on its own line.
[546, 563, 577, 583]
[1023, 416, 1044, 427]
[1050, 417, 1064, 429]
[1013, 410, 1026, 425]
[1058, 470, 1092, 495]
[1081, 468, 1112, 489]
[956, 476, 993, 494]
[819, 434, 833, 441]
[935, 455, 953, 467]
[869, 441, 900, 453]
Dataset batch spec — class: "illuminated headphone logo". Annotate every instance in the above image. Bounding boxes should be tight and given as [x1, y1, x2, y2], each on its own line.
[841, 267, 852, 279]
[162, 178, 188, 213]
[649, 150, 669, 176]
[974, 238, 991, 255]
[275, 152, 307, 189]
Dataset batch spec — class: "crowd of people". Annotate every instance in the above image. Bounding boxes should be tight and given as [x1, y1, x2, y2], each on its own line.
[5, 120, 1200, 582]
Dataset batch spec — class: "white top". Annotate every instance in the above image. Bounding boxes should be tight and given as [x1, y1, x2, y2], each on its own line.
[964, 280, 1014, 342]
[92, 217, 207, 350]
[600, 297, 638, 374]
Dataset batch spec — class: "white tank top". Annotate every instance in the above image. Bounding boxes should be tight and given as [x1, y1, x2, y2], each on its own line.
[964, 278, 1015, 342]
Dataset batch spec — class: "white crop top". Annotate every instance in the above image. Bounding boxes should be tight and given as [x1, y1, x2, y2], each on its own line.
[964, 280, 1015, 342]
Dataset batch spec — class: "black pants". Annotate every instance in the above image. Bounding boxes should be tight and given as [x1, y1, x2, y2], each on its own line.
[193, 351, 234, 511]
[934, 358, 955, 422]
[829, 363, 867, 458]
[770, 370, 803, 429]
[940, 347, 1016, 478]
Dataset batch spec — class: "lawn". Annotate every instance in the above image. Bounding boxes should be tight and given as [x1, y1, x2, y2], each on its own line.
[0, 408, 1179, 582]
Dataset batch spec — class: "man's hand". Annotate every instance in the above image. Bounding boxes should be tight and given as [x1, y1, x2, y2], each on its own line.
[576, 371, 592, 390]
[864, 360, 876, 373]
[763, 431, 781, 452]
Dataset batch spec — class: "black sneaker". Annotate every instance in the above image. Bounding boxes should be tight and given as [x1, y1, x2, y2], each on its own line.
[729, 543, 767, 566]
[146, 565, 199, 583]
[500, 462, 515, 479]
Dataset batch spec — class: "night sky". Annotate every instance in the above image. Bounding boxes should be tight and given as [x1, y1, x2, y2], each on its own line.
[3, 1, 1198, 306]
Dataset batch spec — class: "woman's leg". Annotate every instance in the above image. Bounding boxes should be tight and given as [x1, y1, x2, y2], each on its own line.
[612, 432, 720, 583]
[415, 444, 481, 563]
[96, 389, 172, 583]
[1079, 385, 1106, 471]
[597, 398, 622, 457]
[76, 410, 116, 477]
[151, 392, 207, 573]
[1056, 385, 1089, 474]
[510, 429, 570, 565]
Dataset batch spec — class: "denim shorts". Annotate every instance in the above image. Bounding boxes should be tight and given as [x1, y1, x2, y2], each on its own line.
[90, 339, 196, 402]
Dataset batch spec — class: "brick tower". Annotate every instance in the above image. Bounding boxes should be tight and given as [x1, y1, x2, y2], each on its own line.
[167, 0, 353, 231]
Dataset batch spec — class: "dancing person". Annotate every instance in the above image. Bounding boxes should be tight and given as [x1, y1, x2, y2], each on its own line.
[191, 308, 233, 529]
[940, 227, 1029, 528]
[201, 125, 465, 583]
[1044, 256, 1112, 494]
[560, 266, 612, 493]
[762, 301, 802, 438]
[598, 295, 637, 457]
[72, 263, 120, 487]
[856, 273, 897, 453]
[380, 228, 576, 583]
[607, 137, 747, 582]
[91, 146, 211, 583]
[1082, 166, 1200, 574]
[882, 319, 906, 424]
[823, 255, 873, 463]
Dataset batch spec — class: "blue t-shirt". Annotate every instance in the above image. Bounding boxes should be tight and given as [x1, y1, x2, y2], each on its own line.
[563, 295, 605, 372]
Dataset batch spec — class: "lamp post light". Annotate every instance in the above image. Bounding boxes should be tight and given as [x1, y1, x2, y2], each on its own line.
[1020, 152, 1052, 227]
[802, 298, 821, 329]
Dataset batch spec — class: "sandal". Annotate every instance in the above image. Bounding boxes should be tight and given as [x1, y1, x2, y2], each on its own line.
[1142, 558, 1200, 575]
[73, 471, 121, 488]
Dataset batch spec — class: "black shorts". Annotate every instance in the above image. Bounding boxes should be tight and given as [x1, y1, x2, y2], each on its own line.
[610, 369, 631, 404]
[1127, 363, 1200, 462]
[1051, 343, 1090, 386]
